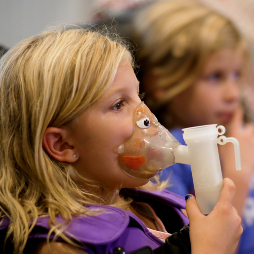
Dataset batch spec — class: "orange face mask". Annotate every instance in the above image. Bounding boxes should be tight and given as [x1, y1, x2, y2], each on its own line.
[118, 102, 180, 180]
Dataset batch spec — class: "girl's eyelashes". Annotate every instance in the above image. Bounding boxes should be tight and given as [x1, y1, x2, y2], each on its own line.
[111, 99, 125, 110]
[138, 92, 145, 100]
[111, 93, 145, 111]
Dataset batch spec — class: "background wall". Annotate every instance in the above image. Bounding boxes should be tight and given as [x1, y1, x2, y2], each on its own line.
[0, 0, 96, 48]
[1, 0, 254, 48]
[198, 0, 254, 42]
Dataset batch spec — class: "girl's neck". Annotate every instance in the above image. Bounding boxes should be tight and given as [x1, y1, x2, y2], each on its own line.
[125, 202, 159, 231]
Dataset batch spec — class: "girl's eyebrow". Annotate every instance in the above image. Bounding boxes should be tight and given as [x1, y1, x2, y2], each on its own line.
[98, 87, 131, 105]
[105, 80, 140, 98]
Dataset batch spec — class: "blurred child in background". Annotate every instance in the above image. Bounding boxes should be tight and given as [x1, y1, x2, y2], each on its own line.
[128, 1, 254, 253]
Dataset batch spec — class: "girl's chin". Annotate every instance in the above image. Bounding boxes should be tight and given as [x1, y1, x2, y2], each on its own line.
[120, 176, 150, 188]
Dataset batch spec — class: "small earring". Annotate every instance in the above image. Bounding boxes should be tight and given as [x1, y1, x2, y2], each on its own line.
[73, 154, 77, 159]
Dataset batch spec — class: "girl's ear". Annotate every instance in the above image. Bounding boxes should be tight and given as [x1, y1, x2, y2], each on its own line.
[43, 127, 78, 163]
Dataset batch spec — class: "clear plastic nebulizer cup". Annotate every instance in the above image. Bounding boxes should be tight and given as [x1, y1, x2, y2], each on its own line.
[118, 102, 241, 214]
[118, 102, 180, 180]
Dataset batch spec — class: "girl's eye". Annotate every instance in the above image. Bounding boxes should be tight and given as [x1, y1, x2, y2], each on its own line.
[111, 100, 124, 110]
[207, 71, 241, 82]
[136, 117, 150, 129]
[208, 72, 223, 82]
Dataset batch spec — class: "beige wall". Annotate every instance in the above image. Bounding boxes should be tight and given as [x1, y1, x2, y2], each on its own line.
[0, 0, 95, 47]
[199, 0, 254, 41]
[1, 0, 254, 48]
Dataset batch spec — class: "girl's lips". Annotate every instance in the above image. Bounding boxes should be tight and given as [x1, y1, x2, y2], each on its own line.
[217, 112, 233, 122]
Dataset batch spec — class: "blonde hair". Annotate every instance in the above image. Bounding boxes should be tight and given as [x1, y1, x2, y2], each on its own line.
[0, 27, 134, 253]
[133, 0, 249, 123]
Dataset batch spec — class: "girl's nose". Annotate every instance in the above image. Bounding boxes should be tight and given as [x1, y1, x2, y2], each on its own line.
[148, 123, 160, 137]
[223, 78, 241, 103]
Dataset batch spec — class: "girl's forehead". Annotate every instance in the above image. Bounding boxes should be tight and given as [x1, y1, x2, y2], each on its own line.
[93, 62, 139, 102]
[204, 48, 244, 68]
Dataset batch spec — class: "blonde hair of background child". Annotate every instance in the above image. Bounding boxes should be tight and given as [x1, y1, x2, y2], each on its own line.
[0, 27, 143, 253]
[132, 0, 250, 127]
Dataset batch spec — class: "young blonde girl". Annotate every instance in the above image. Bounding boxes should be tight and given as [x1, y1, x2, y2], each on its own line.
[128, 0, 254, 253]
[0, 27, 241, 254]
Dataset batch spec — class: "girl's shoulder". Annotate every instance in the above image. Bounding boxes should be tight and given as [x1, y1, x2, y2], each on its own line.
[34, 205, 132, 244]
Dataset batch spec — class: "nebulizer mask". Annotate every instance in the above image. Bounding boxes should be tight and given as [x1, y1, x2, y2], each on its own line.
[118, 102, 241, 214]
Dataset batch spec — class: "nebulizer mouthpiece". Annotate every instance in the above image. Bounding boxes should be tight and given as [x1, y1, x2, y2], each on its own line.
[118, 102, 241, 214]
